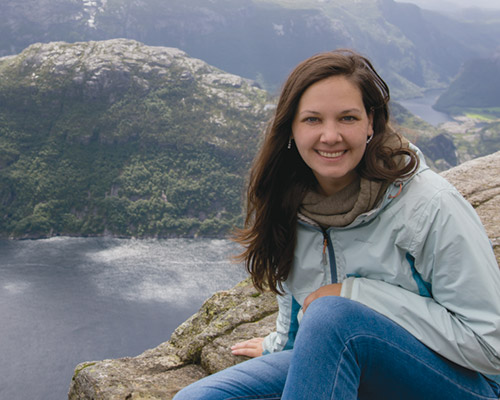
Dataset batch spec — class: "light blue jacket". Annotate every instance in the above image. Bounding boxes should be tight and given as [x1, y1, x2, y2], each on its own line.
[262, 151, 500, 381]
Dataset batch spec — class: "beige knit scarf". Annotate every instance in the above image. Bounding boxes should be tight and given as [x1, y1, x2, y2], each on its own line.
[300, 176, 386, 227]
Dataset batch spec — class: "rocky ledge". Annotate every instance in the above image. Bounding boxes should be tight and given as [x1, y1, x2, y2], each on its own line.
[69, 151, 500, 400]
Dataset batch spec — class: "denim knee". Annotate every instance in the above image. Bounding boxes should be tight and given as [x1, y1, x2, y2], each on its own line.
[300, 296, 371, 339]
[173, 384, 198, 400]
[303, 295, 360, 323]
[173, 382, 221, 400]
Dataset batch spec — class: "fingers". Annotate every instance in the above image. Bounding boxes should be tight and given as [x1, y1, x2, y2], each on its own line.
[231, 337, 264, 358]
[301, 292, 318, 314]
[303, 283, 343, 313]
[231, 338, 263, 349]
[302, 292, 316, 313]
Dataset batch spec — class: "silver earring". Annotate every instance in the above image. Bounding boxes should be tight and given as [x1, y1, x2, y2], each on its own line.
[366, 135, 373, 144]
[287, 137, 292, 149]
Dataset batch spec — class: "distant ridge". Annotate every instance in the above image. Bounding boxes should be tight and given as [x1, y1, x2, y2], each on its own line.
[1, 0, 499, 97]
[435, 54, 500, 115]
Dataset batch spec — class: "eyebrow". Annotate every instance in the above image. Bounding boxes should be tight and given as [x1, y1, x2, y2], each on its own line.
[340, 108, 363, 114]
[297, 108, 363, 116]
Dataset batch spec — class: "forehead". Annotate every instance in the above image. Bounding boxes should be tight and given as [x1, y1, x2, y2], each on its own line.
[297, 76, 364, 110]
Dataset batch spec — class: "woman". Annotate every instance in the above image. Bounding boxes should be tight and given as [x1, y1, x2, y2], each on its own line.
[174, 49, 500, 399]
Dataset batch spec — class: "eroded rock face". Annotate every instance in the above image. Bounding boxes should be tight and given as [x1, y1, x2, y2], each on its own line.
[2, 39, 263, 112]
[440, 150, 500, 262]
[69, 151, 500, 400]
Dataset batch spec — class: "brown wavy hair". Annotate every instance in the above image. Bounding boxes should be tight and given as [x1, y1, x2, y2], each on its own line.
[234, 49, 419, 294]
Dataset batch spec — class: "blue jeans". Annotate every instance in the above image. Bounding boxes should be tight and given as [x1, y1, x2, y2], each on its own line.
[174, 297, 500, 399]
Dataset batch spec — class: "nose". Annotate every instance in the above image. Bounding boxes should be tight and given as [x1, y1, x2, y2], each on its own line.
[320, 121, 342, 144]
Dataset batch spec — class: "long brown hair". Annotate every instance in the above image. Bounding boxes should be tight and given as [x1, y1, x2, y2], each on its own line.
[234, 49, 418, 294]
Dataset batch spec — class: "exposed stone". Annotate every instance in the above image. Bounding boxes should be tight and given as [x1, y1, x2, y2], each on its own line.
[200, 313, 277, 375]
[167, 281, 277, 364]
[440, 150, 500, 261]
[0, 39, 266, 112]
[69, 151, 500, 400]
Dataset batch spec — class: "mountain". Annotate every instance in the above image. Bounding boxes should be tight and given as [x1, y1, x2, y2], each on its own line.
[395, 0, 500, 13]
[434, 54, 500, 115]
[0, 39, 271, 239]
[1, 0, 499, 98]
[431, 53, 500, 163]
[0, 39, 495, 239]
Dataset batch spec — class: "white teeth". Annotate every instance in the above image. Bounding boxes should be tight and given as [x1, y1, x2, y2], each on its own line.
[318, 150, 344, 158]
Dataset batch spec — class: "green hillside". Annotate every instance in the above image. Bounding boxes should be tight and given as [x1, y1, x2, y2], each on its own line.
[0, 40, 271, 239]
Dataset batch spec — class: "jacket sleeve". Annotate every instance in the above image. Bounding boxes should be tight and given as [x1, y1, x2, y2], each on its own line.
[342, 188, 500, 374]
[262, 286, 301, 354]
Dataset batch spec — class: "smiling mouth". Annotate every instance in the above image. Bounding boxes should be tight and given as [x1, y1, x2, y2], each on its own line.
[317, 150, 346, 158]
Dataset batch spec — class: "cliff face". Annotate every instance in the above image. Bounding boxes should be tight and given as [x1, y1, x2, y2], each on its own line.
[440, 150, 500, 262]
[69, 150, 500, 400]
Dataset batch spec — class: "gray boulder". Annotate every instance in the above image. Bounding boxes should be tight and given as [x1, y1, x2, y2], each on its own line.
[69, 151, 500, 400]
[440, 150, 500, 262]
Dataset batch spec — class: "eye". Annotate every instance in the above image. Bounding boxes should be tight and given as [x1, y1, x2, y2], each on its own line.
[303, 116, 320, 123]
[341, 115, 358, 122]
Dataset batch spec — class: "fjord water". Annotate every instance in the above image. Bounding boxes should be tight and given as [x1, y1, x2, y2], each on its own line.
[398, 89, 452, 126]
[0, 237, 248, 400]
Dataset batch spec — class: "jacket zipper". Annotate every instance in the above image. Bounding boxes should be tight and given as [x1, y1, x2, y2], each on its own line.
[297, 218, 339, 283]
[322, 235, 328, 265]
[321, 227, 338, 283]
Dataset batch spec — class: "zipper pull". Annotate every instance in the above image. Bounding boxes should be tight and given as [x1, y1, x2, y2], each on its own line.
[322, 237, 328, 265]
[389, 182, 403, 199]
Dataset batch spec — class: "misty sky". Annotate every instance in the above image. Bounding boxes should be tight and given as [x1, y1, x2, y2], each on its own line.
[395, 0, 500, 10]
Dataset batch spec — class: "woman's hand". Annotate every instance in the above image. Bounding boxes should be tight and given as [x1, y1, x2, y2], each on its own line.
[302, 283, 343, 313]
[231, 337, 264, 358]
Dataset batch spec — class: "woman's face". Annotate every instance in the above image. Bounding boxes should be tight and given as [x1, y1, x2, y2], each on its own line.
[292, 75, 373, 196]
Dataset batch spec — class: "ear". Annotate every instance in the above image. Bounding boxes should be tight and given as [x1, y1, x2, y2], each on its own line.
[368, 109, 374, 137]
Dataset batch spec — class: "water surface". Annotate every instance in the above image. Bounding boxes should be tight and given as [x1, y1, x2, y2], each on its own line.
[0, 237, 247, 400]
[398, 90, 452, 126]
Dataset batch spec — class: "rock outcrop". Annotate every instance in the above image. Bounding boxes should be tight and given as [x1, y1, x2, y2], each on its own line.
[69, 151, 500, 400]
[440, 150, 500, 262]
